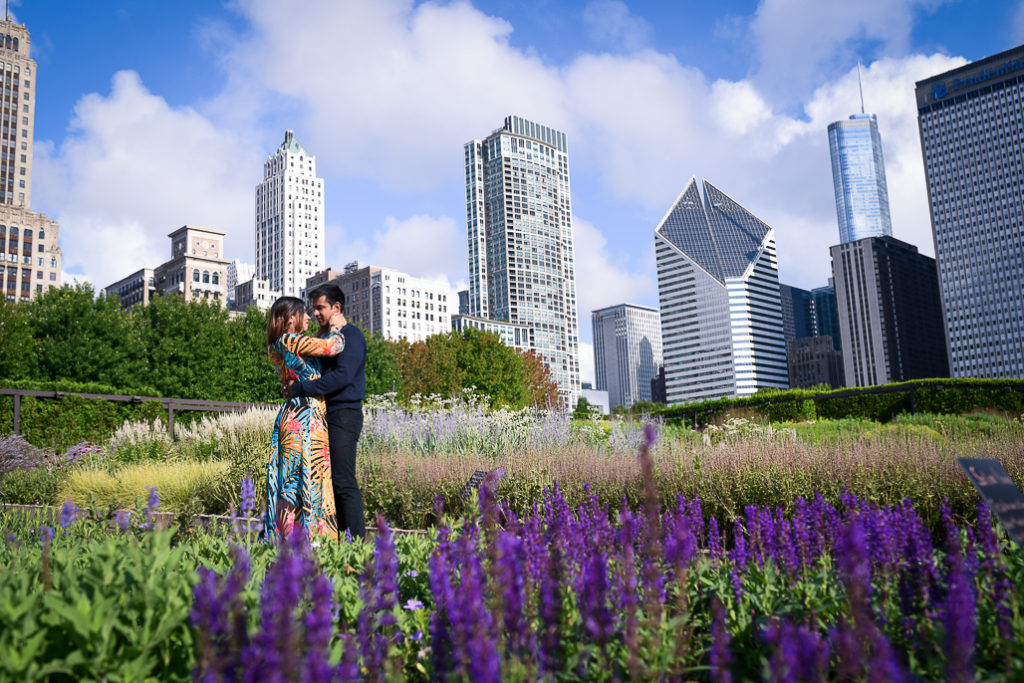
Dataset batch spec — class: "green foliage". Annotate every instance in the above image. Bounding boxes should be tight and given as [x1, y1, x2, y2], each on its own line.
[59, 461, 232, 513]
[395, 328, 549, 408]
[0, 465, 67, 505]
[31, 283, 150, 390]
[573, 396, 594, 419]
[364, 329, 402, 396]
[0, 301, 36, 380]
[655, 378, 1024, 426]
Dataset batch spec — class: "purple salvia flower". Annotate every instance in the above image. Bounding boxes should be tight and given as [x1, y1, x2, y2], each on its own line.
[944, 548, 977, 683]
[706, 516, 723, 560]
[580, 547, 613, 648]
[39, 525, 55, 544]
[357, 515, 400, 681]
[59, 498, 77, 529]
[427, 547, 456, 678]
[538, 528, 565, 677]
[190, 544, 252, 682]
[303, 574, 335, 683]
[709, 598, 732, 683]
[240, 477, 256, 518]
[115, 509, 132, 531]
[495, 531, 532, 661]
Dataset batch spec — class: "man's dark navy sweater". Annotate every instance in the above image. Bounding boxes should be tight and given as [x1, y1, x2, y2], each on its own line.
[293, 323, 366, 411]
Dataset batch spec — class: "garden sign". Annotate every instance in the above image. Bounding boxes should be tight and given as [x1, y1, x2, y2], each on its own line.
[957, 457, 1024, 545]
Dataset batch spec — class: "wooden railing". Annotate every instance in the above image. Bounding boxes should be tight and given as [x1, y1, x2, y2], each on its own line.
[0, 388, 279, 439]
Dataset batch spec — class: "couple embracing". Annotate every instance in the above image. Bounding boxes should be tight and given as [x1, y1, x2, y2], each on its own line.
[263, 283, 366, 542]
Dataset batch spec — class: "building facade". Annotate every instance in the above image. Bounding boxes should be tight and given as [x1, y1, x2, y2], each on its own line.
[308, 263, 454, 343]
[591, 303, 663, 409]
[0, 18, 61, 302]
[235, 277, 281, 312]
[828, 114, 893, 243]
[465, 115, 580, 407]
[916, 46, 1024, 379]
[226, 259, 254, 310]
[655, 178, 788, 404]
[153, 226, 229, 307]
[787, 336, 845, 389]
[831, 236, 948, 386]
[779, 284, 814, 348]
[106, 268, 155, 310]
[811, 283, 842, 351]
[256, 130, 324, 298]
[451, 314, 533, 351]
[1, 207, 60, 302]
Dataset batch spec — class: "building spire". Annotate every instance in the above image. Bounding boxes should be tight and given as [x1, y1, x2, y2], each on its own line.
[857, 61, 865, 114]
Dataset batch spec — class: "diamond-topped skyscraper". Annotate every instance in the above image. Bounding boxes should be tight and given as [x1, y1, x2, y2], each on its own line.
[655, 178, 788, 404]
[464, 115, 580, 407]
[255, 130, 324, 298]
[828, 113, 893, 243]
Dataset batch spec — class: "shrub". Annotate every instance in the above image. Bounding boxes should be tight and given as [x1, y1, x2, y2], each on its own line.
[0, 466, 67, 505]
[59, 461, 232, 513]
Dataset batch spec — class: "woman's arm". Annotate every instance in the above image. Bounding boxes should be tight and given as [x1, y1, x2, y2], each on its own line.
[275, 325, 345, 358]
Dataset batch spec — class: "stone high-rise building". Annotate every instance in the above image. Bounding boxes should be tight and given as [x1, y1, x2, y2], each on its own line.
[465, 115, 580, 406]
[0, 17, 61, 302]
[256, 130, 324, 298]
[592, 303, 663, 410]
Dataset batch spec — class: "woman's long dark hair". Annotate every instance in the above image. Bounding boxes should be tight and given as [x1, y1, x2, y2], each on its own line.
[266, 296, 306, 347]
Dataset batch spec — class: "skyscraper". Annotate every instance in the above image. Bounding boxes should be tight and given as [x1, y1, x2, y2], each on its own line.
[779, 284, 814, 348]
[592, 303, 663, 410]
[464, 115, 580, 406]
[810, 283, 841, 351]
[916, 46, 1024, 379]
[255, 130, 324, 298]
[655, 178, 788, 404]
[0, 17, 62, 303]
[828, 114, 893, 243]
[831, 236, 948, 386]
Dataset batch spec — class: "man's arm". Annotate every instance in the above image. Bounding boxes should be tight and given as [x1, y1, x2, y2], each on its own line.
[291, 327, 365, 397]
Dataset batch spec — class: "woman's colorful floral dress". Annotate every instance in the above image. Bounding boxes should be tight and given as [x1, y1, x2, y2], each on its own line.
[265, 327, 345, 542]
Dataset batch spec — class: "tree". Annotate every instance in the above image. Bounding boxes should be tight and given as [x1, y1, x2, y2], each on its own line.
[0, 301, 36, 380]
[573, 396, 595, 419]
[31, 284, 148, 389]
[364, 330, 402, 396]
[521, 349, 559, 408]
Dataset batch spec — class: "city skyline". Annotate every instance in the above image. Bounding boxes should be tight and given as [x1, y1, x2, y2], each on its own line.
[14, 0, 1024, 382]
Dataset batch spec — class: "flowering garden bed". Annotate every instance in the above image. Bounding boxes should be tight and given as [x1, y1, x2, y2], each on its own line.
[2, 437, 1022, 682]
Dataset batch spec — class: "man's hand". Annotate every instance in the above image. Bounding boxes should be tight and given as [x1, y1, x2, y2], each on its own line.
[282, 380, 296, 399]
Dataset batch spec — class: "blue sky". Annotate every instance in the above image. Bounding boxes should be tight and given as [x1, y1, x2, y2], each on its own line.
[19, 0, 1024, 382]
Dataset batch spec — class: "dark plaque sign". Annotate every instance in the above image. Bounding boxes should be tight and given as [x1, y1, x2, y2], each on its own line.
[957, 458, 1024, 545]
[459, 470, 490, 501]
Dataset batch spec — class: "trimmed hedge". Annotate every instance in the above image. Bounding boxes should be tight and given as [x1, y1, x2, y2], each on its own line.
[654, 378, 1024, 426]
[0, 381, 255, 452]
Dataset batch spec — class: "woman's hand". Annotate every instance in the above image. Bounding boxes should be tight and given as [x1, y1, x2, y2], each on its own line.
[330, 311, 347, 328]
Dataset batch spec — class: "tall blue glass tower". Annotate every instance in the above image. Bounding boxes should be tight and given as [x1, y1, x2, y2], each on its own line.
[827, 114, 893, 243]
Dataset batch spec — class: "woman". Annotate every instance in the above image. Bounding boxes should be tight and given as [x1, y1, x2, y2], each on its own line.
[264, 296, 345, 542]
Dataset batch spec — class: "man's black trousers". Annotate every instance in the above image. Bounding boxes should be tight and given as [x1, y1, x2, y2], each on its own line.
[326, 406, 365, 540]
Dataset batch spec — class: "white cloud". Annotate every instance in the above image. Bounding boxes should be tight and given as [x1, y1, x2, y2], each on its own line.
[34, 71, 261, 288]
[582, 0, 654, 52]
[749, 0, 948, 104]
[572, 213, 655, 320]
[335, 213, 465, 284]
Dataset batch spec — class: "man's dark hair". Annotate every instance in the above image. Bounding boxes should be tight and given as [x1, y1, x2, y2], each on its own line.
[307, 283, 345, 313]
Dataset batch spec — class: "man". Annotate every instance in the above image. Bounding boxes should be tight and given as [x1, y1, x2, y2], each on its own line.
[283, 283, 367, 540]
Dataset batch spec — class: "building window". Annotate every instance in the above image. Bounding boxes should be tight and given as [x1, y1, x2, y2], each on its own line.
[23, 229, 31, 238]
[212, 272, 219, 285]
[202, 271, 210, 284]
[193, 269, 200, 282]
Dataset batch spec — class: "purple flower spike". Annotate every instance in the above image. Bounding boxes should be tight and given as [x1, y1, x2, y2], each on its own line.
[709, 599, 732, 683]
[944, 549, 977, 683]
[240, 477, 256, 518]
[39, 525, 55, 544]
[59, 498, 77, 529]
[115, 510, 132, 531]
[303, 574, 336, 683]
[643, 422, 658, 448]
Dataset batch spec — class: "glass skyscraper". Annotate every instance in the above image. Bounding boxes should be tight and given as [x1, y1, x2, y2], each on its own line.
[655, 178, 788, 404]
[592, 303, 662, 410]
[827, 114, 893, 243]
[465, 115, 580, 406]
[916, 45, 1024, 379]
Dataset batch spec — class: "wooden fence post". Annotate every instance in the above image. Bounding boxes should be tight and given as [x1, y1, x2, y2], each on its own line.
[13, 393, 20, 435]
[168, 404, 175, 439]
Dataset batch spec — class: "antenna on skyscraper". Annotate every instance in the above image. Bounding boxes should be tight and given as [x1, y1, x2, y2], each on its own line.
[857, 61, 865, 114]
